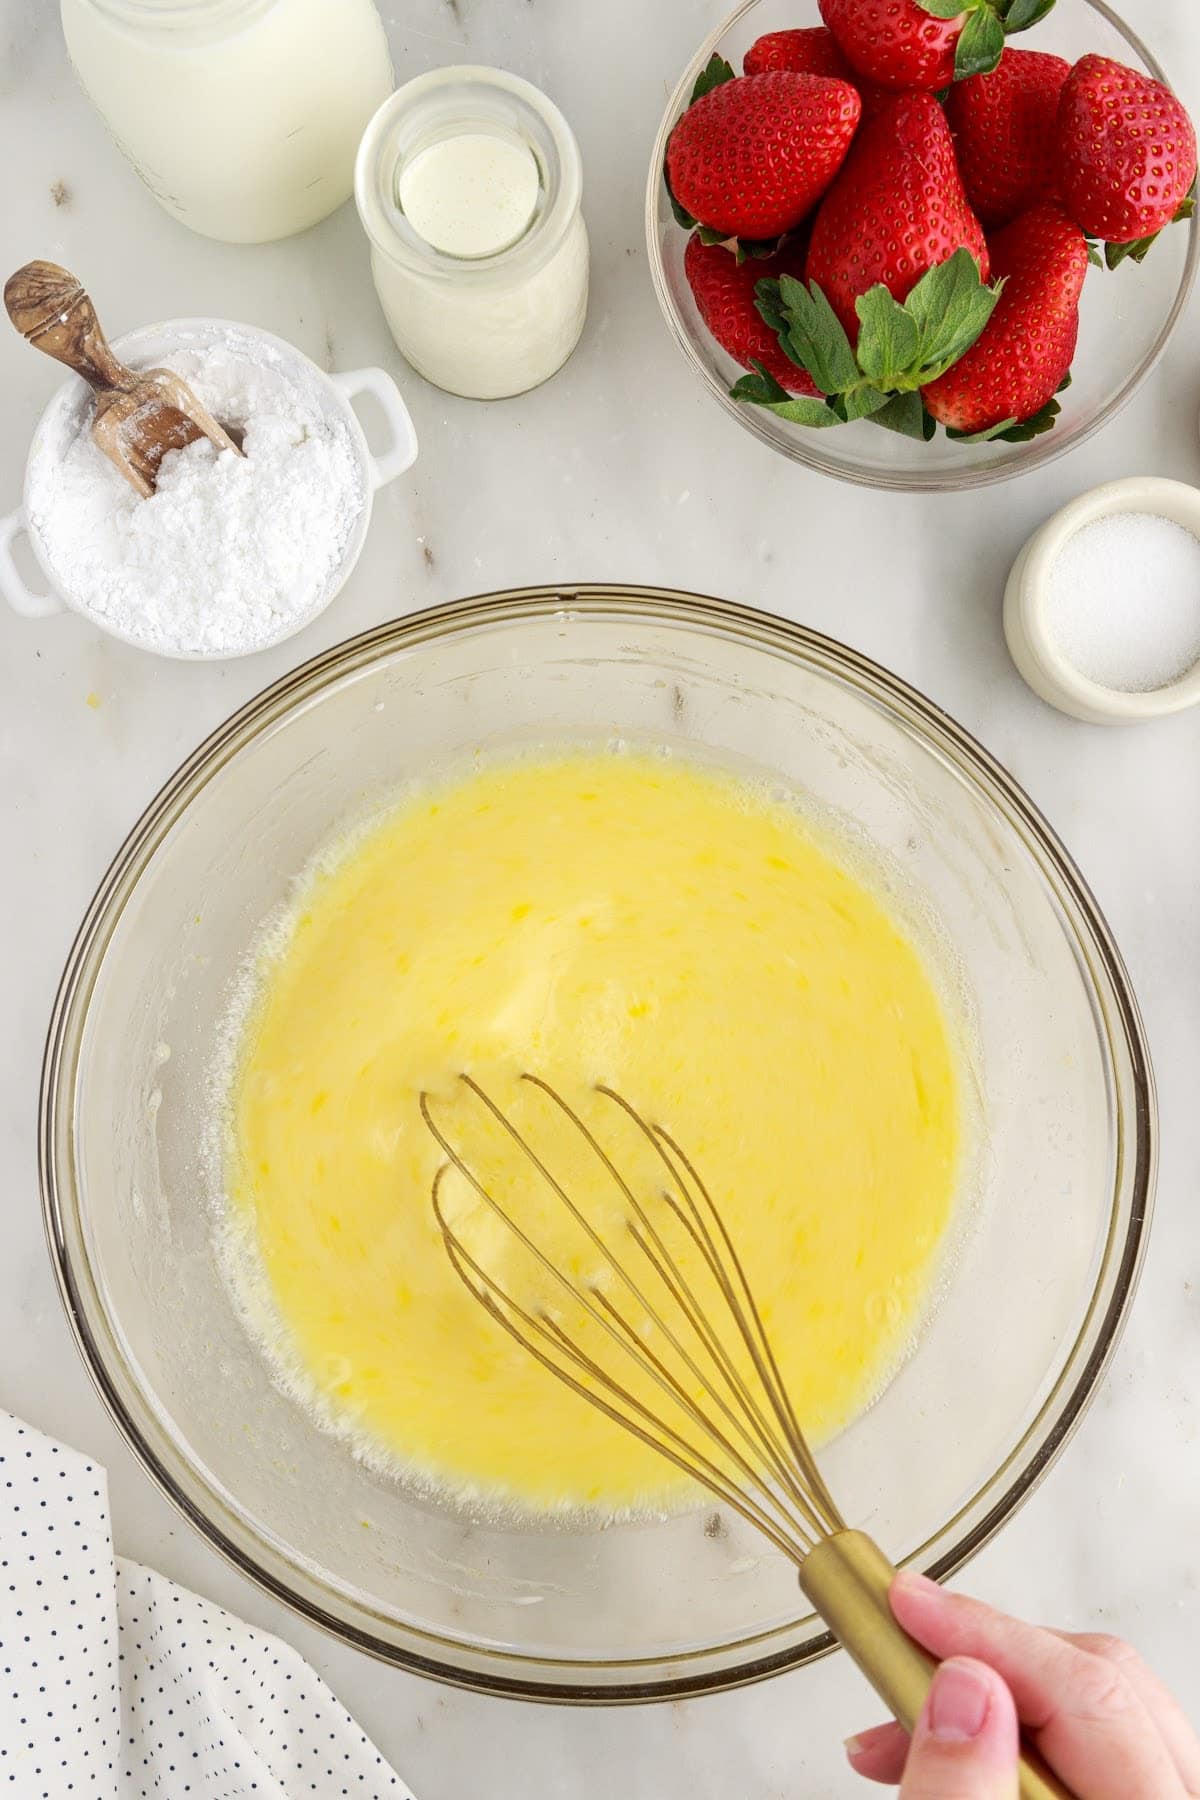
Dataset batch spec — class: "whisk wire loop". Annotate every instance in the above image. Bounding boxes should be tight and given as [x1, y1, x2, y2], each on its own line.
[432, 1184, 808, 1559]
[419, 1074, 845, 1555]
[419, 1073, 1073, 1800]
[521, 1075, 836, 1538]
[422, 1083, 778, 1487]
[590, 1084, 842, 1535]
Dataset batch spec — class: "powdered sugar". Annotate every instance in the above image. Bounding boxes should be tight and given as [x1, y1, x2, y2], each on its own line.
[26, 328, 364, 657]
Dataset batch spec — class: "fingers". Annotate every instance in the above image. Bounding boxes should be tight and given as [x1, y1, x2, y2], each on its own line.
[845, 1665, 1018, 1795]
[889, 1573, 1188, 1800]
[846, 1720, 910, 1785]
[1059, 1632, 1200, 1797]
[896, 1658, 1019, 1799]
[845, 1588, 1200, 1797]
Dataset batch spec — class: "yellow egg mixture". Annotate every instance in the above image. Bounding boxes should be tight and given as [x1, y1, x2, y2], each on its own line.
[227, 751, 961, 1512]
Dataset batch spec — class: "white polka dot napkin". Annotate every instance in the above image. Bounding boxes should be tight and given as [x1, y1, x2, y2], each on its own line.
[0, 1411, 414, 1799]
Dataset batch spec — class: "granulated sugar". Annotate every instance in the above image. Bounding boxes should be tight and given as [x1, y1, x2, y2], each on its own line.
[1045, 511, 1200, 692]
[27, 330, 363, 656]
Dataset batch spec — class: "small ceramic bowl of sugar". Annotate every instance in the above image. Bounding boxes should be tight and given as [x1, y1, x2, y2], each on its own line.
[0, 319, 418, 660]
[1004, 476, 1200, 723]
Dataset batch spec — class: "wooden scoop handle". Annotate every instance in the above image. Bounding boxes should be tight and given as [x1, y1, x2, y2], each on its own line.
[4, 260, 131, 394]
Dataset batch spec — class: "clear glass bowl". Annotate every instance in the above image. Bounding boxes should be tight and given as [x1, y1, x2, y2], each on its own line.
[646, 0, 1199, 492]
[42, 589, 1155, 1699]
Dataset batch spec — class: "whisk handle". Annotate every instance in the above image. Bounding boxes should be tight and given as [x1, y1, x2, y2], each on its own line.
[800, 1531, 1073, 1800]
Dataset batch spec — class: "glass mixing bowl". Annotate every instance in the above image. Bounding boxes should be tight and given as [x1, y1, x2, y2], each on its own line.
[646, 0, 1199, 493]
[41, 588, 1154, 1700]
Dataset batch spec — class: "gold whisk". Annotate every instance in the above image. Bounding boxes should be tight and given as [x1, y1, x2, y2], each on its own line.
[420, 1074, 1069, 1800]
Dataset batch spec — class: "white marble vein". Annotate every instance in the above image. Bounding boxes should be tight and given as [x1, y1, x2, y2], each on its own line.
[1, 0, 1198, 1793]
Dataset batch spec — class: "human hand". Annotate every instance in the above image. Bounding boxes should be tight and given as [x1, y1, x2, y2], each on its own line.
[845, 1571, 1200, 1798]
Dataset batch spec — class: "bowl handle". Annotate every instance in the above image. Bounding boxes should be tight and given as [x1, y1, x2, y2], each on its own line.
[330, 367, 419, 492]
[0, 508, 64, 619]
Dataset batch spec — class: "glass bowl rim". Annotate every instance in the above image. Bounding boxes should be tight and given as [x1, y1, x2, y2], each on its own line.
[39, 585, 1157, 1702]
[644, 0, 1200, 494]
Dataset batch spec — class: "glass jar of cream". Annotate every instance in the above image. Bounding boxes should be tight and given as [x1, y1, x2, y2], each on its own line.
[60, 0, 394, 244]
[355, 66, 589, 401]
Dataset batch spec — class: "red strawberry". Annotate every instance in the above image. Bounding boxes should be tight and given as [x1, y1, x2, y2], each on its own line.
[924, 204, 1088, 433]
[946, 48, 1070, 227]
[684, 236, 819, 395]
[1055, 54, 1197, 251]
[806, 92, 989, 338]
[818, 0, 963, 91]
[743, 26, 894, 118]
[744, 26, 853, 80]
[667, 71, 861, 241]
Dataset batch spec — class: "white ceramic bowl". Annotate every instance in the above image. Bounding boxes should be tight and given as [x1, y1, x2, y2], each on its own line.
[0, 317, 418, 661]
[1004, 476, 1200, 722]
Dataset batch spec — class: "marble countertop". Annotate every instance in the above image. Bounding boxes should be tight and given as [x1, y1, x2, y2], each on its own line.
[2, 0, 1198, 1793]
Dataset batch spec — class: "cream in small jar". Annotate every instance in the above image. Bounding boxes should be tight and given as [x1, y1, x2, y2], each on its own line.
[398, 134, 540, 258]
[355, 67, 589, 400]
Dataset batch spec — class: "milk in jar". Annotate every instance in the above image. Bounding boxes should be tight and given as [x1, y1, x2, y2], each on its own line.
[60, 0, 394, 243]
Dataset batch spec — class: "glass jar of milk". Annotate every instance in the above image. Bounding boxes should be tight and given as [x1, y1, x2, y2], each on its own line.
[59, 0, 394, 244]
[355, 67, 589, 400]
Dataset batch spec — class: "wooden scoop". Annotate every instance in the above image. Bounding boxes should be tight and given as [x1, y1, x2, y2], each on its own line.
[5, 260, 243, 498]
